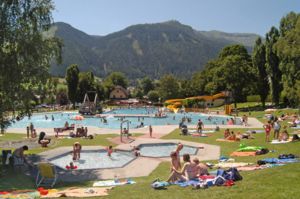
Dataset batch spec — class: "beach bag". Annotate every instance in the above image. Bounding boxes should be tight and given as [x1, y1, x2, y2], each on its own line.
[278, 154, 296, 159]
[255, 148, 269, 155]
[257, 160, 266, 165]
[216, 169, 230, 180]
[213, 176, 226, 186]
[226, 167, 243, 181]
[292, 134, 299, 141]
[151, 180, 169, 190]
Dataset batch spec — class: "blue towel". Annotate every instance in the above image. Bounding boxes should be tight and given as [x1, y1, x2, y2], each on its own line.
[262, 158, 299, 164]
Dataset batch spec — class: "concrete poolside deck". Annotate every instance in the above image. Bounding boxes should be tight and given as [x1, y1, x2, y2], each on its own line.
[7, 117, 264, 136]
[35, 139, 220, 182]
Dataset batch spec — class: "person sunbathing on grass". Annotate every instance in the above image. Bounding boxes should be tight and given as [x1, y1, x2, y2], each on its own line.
[226, 131, 237, 141]
[167, 154, 198, 182]
[279, 130, 289, 141]
[193, 158, 209, 176]
[224, 129, 230, 139]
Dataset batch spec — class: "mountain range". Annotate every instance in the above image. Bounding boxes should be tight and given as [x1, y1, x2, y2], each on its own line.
[48, 21, 260, 79]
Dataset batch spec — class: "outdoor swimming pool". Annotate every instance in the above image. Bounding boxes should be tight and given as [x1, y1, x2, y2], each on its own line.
[9, 107, 240, 129]
[49, 143, 199, 170]
[138, 143, 198, 157]
[49, 150, 136, 170]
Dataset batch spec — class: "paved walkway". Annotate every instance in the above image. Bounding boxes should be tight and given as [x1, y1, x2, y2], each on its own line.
[7, 117, 263, 136]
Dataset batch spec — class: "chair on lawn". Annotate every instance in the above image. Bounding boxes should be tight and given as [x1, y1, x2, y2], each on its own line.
[36, 162, 57, 188]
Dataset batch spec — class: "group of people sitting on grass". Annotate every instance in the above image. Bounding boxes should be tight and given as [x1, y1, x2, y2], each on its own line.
[223, 129, 254, 141]
[167, 144, 209, 183]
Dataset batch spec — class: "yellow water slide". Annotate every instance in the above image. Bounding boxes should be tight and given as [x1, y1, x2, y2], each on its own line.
[165, 92, 227, 112]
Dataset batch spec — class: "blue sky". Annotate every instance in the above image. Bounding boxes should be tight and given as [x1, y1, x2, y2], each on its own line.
[52, 0, 300, 36]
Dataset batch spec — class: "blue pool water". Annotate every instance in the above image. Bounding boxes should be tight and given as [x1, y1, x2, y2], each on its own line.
[138, 143, 198, 157]
[9, 107, 239, 129]
[49, 143, 198, 170]
[49, 150, 136, 170]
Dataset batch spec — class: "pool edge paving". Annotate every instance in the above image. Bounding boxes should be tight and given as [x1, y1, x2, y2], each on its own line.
[35, 139, 220, 182]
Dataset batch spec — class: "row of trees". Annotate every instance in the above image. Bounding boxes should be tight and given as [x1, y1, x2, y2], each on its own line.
[65, 64, 129, 107]
[253, 12, 300, 107]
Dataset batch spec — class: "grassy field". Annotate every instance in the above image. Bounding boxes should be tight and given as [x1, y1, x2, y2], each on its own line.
[1, 110, 300, 198]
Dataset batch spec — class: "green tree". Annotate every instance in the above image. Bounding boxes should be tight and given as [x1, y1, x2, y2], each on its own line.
[0, 0, 61, 133]
[77, 72, 96, 102]
[147, 90, 160, 102]
[158, 74, 180, 100]
[103, 72, 128, 95]
[265, 27, 282, 106]
[56, 88, 69, 105]
[65, 64, 79, 108]
[95, 80, 106, 101]
[140, 77, 154, 95]
[252, 37, 269, 108]
[200, 45, 255, 109]
[275, 13, 300, 106]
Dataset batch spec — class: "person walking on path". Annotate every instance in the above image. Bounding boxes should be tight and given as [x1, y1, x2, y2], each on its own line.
[149, 125, 153, 137]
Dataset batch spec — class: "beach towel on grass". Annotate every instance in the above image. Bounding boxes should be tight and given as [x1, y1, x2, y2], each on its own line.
[246, 130, 265, 134]
[271, 140, 291, 144]
[0, 191, 40, 199]
[237, 144, 265, 152]
[262, 158, 299, 164]
[214, 162, 252, 168]
[291, 126, 300, 129]
[237, 164, 285, 171]
[174, 179, 200, 187]
[230, 151, 256, 157]
[191, 133, 210, 137]
[93, 180, 136, 187]
[40, 187, 112, 198]
[216, 138, 236, 142]
[189, 130, 215, 134]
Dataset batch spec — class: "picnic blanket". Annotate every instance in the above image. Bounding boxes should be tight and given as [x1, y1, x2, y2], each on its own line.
[40, 187, 112, 198]
[0, 191, 39, 199]
[216, 138, 236, 142]
[230, 151, 256, 157]
[214, 162, 252, 168]
[93, 180, 136, 187]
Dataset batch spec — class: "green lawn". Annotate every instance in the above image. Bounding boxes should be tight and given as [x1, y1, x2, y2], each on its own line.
[1, 112, 300, 198]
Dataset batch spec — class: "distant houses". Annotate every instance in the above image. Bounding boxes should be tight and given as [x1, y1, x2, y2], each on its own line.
[109, 86, 129, 99]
